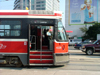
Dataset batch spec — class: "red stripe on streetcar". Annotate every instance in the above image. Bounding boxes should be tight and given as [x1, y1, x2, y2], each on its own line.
[0, 12, 28, 15]
[0, 12, 62, 16]
[54, 13, 62, 16]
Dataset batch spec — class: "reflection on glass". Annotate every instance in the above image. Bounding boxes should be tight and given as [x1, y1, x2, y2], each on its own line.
[0, 20, 21, 37]
[14, 25, 21, 29]
[5, 30, 10, 36]
[58, 21, 63, 27]
[58, 28, 67, 40]
[57, 20, 67, 41]
[5, 25, 10, 29]
[11, 30, 20, 36]
[0, 25, 4, 29]
[0, 30, 4, 36]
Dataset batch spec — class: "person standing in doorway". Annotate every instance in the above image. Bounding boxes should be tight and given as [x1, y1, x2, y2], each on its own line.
[46, 29, 51, 49]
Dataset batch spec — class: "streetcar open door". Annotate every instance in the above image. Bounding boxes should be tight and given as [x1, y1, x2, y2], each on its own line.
[28, 20, 69, 66]
[29, 24, 54, 66]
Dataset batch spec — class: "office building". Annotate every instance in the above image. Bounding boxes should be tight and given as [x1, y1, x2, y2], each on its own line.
[65, 0, 100, 38]
[14, 0, 59, 11]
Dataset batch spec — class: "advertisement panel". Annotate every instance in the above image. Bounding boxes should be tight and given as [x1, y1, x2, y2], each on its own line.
[69, 0, 98, 25]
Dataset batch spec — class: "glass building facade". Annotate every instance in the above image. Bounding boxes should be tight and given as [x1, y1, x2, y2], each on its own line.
[14, 0, 59, 11]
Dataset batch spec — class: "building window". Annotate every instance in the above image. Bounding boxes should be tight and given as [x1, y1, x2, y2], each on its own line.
[31, 5, 34, 10]
[0, 20, 21, 37]
[31, 0, 34, 5]
[42, 8, 45, 10]
[23, 6, 25, 10]
[27, 0, 29, 6]
[36, 5, 40, 7]
[36, 1, 45, 4]
[18, 5, 20, 9]
[23, 0, 25, 10]
[36, 8, 45, 10]
[36, 5, 45, 7]
[36, 8, 40, 10]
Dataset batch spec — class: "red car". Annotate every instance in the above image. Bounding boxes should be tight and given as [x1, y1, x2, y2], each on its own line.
[81, 40, 100, 55]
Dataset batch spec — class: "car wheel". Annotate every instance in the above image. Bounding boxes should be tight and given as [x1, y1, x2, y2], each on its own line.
[86, 49, 93, 55]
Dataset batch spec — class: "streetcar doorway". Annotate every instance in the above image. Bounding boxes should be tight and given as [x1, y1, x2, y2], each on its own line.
[29, 25, 54, 51]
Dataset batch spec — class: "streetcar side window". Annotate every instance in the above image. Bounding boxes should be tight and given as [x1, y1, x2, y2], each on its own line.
[0, 20, 21, 36]
[57, 20, 67, 41]
[5, 25, 10, 29]
[0, 30, 4, 36]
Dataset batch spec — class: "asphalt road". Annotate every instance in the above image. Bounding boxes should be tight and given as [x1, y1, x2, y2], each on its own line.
[0, 46, 100, 75]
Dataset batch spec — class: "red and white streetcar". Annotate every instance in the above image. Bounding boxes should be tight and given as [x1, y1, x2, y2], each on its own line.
[0, 10, 69, 66]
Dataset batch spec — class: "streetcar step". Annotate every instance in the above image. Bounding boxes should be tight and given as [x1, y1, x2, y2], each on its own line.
[29, 64, 53, 66]
[30, 51, 53, 55]
[29, 59, 53, 64]
[42, 46, 48, 50]
[30, 55, 53, 59]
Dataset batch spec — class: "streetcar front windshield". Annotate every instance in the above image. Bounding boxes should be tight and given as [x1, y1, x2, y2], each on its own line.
[57, 20, 67, 41]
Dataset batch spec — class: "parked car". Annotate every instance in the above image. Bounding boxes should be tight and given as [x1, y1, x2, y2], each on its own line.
[81, 40, 100, 55]
[69, 39, 82, 46]
[74, 43, 82, 50]
[74, 39, 93, 50]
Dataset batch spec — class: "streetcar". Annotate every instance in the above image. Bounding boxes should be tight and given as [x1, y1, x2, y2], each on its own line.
[0, 10, 69, 66]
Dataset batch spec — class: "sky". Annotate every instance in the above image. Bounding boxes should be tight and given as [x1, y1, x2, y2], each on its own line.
[0, 0, 14, 10]
[59, 0, 65, 26]
[0, 0, 65, 26]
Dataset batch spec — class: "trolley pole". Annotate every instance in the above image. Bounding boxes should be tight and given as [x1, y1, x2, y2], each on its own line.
[29, 0, 31, 10]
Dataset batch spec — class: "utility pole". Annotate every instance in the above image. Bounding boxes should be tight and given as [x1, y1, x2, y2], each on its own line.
[29, 0, 31, 10]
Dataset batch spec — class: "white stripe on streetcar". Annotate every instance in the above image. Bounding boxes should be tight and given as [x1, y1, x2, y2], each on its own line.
[54, 40, 68, 43]
[0, 39, 28, 41]
[0, 16, 61, 19]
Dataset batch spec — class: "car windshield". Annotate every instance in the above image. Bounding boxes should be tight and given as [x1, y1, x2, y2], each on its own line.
[93, 40, 98, 44]
[83, 39, 92, 42]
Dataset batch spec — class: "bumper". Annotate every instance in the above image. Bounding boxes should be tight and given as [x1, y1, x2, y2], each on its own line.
[74, 46, 80, 49]
[81, 48, 86, 52]
[54, 53, 69, 66]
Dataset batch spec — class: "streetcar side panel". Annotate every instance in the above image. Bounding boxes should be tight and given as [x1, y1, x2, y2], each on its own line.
[0, 18, 28, 65]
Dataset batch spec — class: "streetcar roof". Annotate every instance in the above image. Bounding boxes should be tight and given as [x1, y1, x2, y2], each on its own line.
[0, 10, 62, 19]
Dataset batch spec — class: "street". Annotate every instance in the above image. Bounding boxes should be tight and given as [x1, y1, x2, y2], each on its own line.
[0, 46, 100, 75]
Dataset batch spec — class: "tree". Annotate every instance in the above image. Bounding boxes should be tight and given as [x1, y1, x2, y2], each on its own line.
[80, 26, 88, 33]
[80, 26, 88, 40]
[83, 23, 100, 40]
